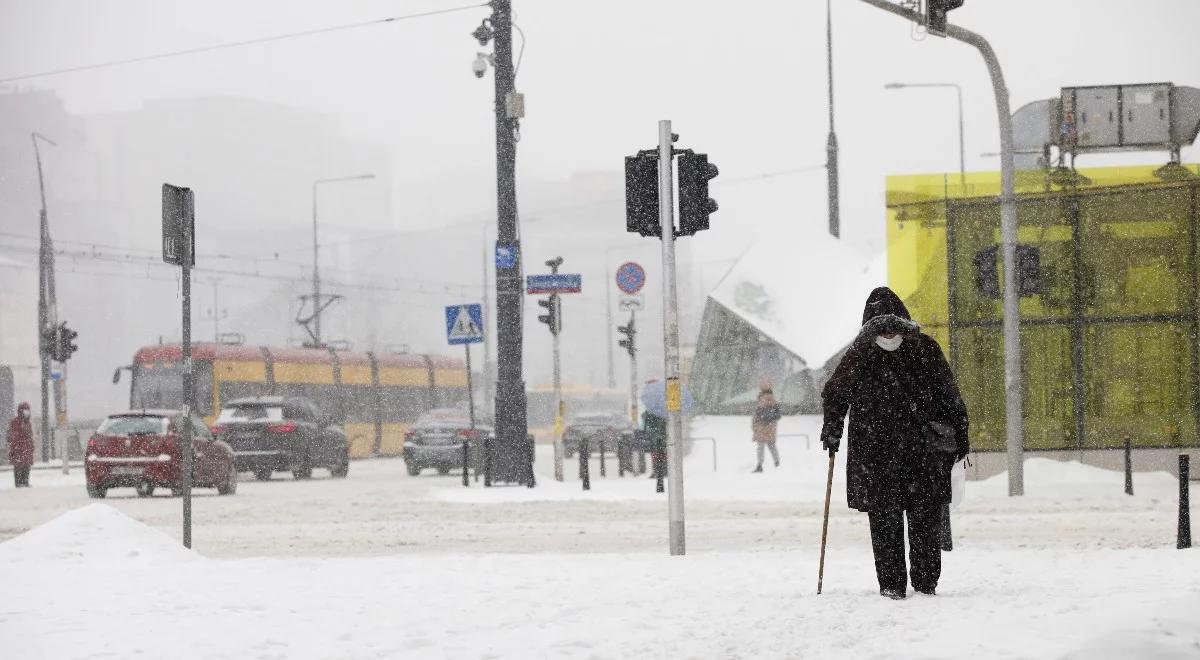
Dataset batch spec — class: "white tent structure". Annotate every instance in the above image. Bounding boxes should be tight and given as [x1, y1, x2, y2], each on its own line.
[691, 227, 885, 414]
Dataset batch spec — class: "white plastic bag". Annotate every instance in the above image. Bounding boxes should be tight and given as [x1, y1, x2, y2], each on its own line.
[950, 459, 967, 509]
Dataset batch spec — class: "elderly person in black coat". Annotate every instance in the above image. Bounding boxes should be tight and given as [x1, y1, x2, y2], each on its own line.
[820, 287, 968, 600]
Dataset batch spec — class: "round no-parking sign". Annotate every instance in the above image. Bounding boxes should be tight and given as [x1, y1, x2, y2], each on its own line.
[616, 262, 646, 295]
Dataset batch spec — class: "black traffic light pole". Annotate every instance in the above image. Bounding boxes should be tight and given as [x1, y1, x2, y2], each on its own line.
[484, 0, 532, 486]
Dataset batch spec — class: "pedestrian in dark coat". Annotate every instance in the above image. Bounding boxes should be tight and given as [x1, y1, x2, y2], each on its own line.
[751, 385, 781, 472]
[8, 402, 35, 487]
[820, 287, 968, 599]
[642, 410, 667, 480]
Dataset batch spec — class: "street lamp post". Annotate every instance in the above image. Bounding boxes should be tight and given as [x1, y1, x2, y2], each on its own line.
[864, 0, 1024, 495]
[32, 131, 56, 461]
[885, 82, 966, 187]
[311, 173, 374, 347]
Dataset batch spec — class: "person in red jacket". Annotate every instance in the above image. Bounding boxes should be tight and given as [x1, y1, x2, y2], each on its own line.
[8, 402, 34, 487]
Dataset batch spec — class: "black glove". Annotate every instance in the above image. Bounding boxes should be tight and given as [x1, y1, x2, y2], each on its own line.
[821, 434, 841, 453]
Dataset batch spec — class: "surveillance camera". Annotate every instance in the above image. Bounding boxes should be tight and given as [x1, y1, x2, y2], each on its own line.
[472, 53, 488, 79]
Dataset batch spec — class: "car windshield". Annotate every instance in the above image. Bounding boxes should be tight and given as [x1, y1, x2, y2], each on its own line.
[415, 408, 469, 425]
[571, 414, 624, 426]
[97, 416, 168, 436]
[217, 405, 284, 423]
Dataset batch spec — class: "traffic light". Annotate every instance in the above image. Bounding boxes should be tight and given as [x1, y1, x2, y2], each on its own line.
[677, 152, 718, 237]
[40, 324, 57, 360]
[927, 0, 964, 34]
[617, 317, 636, 357]
[56, 322, 78, 361]
[625, 152, 660, 238]
[537, 295, 561, 335]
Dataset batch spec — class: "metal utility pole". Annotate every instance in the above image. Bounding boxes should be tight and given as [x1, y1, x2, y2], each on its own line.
[860, 0, 1024, 494]
[626, 311, 639, 427]
[209, 279, 222, 342]
[885, 82, 966, 187]
[605, 260, 616, 389]
[310, 173, 374, 348]
[825, 0, 840, 238]
[485, 0, 530, 483]
[33, 132, 56, 462]
[480, 224, 494, 412]
[658, 120, 686, 555]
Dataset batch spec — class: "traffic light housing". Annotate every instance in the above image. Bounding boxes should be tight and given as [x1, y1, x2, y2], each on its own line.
[617, 318, 636, 357]
[537, 295, 561, 336]
[927, 0, 964, 34]
[625, 152, 660, 238]
[40, 324, 57, 360]
[56, 322, 78, 361]
[677, 152, 718, 237]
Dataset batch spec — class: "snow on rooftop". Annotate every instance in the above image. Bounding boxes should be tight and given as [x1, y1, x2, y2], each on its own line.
[709, 224, 886, 368]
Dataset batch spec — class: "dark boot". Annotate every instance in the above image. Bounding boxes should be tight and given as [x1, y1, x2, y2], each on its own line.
[751, 465, 763, 473]
[881, 588, 906, 600]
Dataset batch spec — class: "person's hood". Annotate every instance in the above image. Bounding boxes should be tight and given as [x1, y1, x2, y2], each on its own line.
[17, 402, 30, 413]
[861, 287, 912, 325]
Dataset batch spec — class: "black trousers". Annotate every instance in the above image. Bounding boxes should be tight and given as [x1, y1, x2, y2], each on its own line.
[867, 504, 942, 593]
[13, 465, 31, 487]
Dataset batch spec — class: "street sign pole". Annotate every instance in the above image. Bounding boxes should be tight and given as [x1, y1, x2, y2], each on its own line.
[164, 183, 195, 549]
[465, 342, 476, 430]
[658, 120, 686, 556]
[628, 309, 639, 430]
[552, 299, 564, 482]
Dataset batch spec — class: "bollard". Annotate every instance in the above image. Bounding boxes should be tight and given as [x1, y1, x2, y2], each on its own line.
[655, 434, 665, 494]
[1179, 454, 1192, 549]
[461, 439, 470, 487]
[580, 437, 591, 491]
[483, 436, 492, 488]
[1124, 436, 1133, 496]
[599, 438, 607, 478]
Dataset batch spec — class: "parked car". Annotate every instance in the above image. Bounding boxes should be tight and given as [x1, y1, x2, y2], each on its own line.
[212, 396, 349, 481]
[85, 409, 236, 498]
[563, 411, 633, 458]
[403, 408, 492, 476]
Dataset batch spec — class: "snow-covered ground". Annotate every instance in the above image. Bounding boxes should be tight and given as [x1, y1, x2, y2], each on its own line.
[2, 415, 1198, 659]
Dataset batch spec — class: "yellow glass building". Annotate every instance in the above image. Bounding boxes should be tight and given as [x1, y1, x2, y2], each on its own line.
[887, 163, 1200, 451]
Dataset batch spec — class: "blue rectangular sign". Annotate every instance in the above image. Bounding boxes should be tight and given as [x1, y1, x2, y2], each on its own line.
[526, 273, 582, 295]
[445, 304, 485, 345]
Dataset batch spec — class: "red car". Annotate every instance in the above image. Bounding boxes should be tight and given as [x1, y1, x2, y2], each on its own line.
[85, 410, 237, 498]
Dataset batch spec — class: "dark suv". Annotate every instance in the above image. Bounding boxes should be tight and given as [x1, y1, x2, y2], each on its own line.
[212, 396, 349, 481]
[403, 408, 493, 476]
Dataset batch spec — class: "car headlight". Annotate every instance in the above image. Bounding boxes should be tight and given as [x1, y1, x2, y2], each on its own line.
[156, 453, 172, 462]
[86, 453, 97, 462]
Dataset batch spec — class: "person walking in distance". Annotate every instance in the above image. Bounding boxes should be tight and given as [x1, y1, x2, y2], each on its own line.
[751, 384, 782, 473]
[8, 402, 34, 487]
[820, 287, 968, 600]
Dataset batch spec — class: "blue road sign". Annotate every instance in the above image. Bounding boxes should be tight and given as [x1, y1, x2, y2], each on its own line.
[526, 273, 582, 295]
[615, 262, 646, 295]
[445, 304, 485, 345]
[495, 243, 517, 270]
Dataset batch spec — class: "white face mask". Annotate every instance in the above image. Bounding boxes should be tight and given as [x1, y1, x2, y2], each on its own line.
[875, 335, 903, 352]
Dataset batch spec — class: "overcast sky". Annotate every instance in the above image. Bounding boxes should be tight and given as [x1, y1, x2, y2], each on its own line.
[4, 0, 1198, 242]
[3, 0, 1200, 416]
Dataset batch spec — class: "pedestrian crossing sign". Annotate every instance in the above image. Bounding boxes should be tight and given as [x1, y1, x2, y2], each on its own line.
[445, 304, 484, 345]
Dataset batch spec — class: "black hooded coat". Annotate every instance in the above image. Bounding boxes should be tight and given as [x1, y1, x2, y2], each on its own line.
[821, 287, 969, 513]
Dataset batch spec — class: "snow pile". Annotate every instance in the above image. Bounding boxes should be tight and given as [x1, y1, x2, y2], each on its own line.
[0, 503, 199, 564]
[972, 457, 1179, 499]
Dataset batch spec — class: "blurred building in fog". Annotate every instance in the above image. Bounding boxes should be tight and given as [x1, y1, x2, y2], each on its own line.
[691, 226, 883, 415]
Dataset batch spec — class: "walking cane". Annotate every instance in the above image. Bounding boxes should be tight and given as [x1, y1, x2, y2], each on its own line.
[817, 448, 836, 595]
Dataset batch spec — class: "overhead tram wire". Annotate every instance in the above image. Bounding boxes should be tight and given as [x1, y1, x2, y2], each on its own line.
[0, 3, 489, 84]
[269, 163, 830, 255]
[0, 243, 482, 298]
